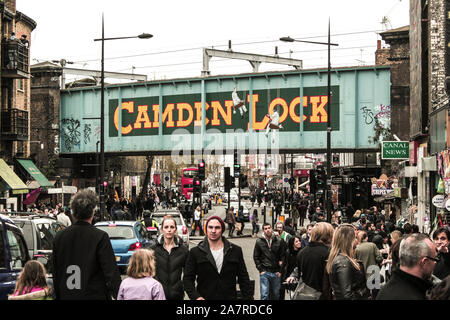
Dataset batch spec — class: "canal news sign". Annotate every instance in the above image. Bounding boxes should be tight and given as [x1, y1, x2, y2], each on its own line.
[381, 141, 409, 160]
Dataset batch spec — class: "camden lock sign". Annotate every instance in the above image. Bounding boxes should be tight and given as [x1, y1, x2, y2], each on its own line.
[381, 141, 409, 160]
[109, 87, 340, 136]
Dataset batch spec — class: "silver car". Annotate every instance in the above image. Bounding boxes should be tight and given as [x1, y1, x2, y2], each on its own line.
[151, 210, 190, 249]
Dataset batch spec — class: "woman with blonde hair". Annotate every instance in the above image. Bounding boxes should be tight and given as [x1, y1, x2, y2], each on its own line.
[117, 249, 166, 300]
[8, 260, 52, 300]
[352, 209, 362, 223]
[326, 224, 370, 300]
[285, 222, 335, 299]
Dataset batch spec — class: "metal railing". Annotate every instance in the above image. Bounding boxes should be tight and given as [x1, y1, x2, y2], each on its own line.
[1, 108, 29, 138]
[2, 40, 29, 74]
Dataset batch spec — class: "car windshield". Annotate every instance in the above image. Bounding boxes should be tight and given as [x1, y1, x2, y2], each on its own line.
[152, 215, 183, 226]
[36, 222, 63, 250]
[96, 225, 136, 239]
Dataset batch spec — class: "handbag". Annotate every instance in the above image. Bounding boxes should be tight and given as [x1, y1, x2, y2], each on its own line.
[235, 222, 242, 232]
[292, 278, 321, 300]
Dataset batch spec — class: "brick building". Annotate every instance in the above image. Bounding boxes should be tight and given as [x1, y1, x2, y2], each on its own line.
[408, 0, 450, 231]
[0, 0, 36, 161]
[29, 62, 63, 177]
[0, 1, 37, 210]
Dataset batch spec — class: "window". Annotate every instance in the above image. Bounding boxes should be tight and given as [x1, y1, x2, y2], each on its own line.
[0, 229, 6, 270]
[21, 222, 34, 252]
[96, 226, 135, 240]
[6, 229, 28, 270]
[17, 79, 23, 92]
[36, 223, 56, 250]
[183, 170, 197, 178]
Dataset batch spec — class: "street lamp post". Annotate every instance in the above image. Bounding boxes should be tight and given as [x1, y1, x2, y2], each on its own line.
[94, 14, 153, 218]
[280, 19, 338, 222]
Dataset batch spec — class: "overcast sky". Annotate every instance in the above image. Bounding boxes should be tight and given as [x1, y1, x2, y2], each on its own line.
[18, 0, 410, 82]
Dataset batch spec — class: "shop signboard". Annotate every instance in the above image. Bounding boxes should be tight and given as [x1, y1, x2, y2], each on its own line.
[382, 141, 410, 160]
[371, 185, 394, 196]
[445, 197, 450, 211]
[432, 195, 445, 208]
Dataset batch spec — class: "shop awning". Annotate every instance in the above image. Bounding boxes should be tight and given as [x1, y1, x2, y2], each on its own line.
[16, 159, 54, 188]
[0, 159, 28, 194]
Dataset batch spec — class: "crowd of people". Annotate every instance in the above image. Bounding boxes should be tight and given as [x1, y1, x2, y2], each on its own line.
[6, 187, 450, 301]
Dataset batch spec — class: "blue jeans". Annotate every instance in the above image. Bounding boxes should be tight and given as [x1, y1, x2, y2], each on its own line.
[260, 272, 281, 300]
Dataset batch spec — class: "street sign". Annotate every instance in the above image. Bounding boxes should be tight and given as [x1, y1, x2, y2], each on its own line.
[331, 176, 344, 184]
[382, 141, 410, 160]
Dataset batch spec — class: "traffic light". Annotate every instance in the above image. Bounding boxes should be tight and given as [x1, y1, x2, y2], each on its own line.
[240, 174, 248, 188]
[289, 177, 295, 186]
[193, 177, 201, 197]
[224, 167, 231, 192]
[315, 166, 327, 189]
[234, 164, 240, 178]
[198, 160, 205, 180]
[309, 169, 316, 195]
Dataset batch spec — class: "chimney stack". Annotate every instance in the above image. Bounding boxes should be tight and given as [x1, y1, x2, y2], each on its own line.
[5, 0, 16, 13]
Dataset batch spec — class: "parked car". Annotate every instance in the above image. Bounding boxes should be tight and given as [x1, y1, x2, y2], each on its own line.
[9, 213, 65, 275]
[229, 202, 250, 222]
[151, 210, 189, 249]
[0, 214, 30, 300]
[94, 220, 156, 273]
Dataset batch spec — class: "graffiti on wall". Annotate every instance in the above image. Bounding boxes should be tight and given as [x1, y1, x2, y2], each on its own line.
[360, 106, 375, 125]
[84, 124, 92, 144]
[360, 104, 391, 127]
[61, 118, 81, 152]
[374, 104, 390, 129]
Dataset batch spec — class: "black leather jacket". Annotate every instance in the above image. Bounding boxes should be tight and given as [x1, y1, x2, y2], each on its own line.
[329, 254, 370, 300]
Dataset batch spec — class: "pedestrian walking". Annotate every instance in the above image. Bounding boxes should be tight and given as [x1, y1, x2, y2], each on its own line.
[56, 206, 72, 227]
[356, 230, 383, 279]
[276, 221, 292, 244]
[117, 249, 166, 300]
[8, 260, 52, 300]
[284, 217, 296, 236]
[253, 223, 286, 300]
[326, 224, 370, 300]
[191, 205, 204, 236]
[251, 208, 260, 238]
[183, 216, 253, 300]
[377, 233, 437, 300]
[236, 205, 245, 236]
[151, 215, 189, 300]
[225, 207, 236, 237]
[291, 203, 299, 231]
[301, 223, 314, 249]
[286, 222, 334, 300]
[52, 189, 122, 300]
[280, 235, 302, 300]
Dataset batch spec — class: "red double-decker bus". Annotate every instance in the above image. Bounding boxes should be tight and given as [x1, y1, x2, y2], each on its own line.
[181, 167, 198, 200]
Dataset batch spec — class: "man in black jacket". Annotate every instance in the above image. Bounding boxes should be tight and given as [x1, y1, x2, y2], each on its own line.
[183, 216, 253, 300]
[253, 223, 286, 300]
[52, 189, 122, 300]
[377, 233, 437, 300]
